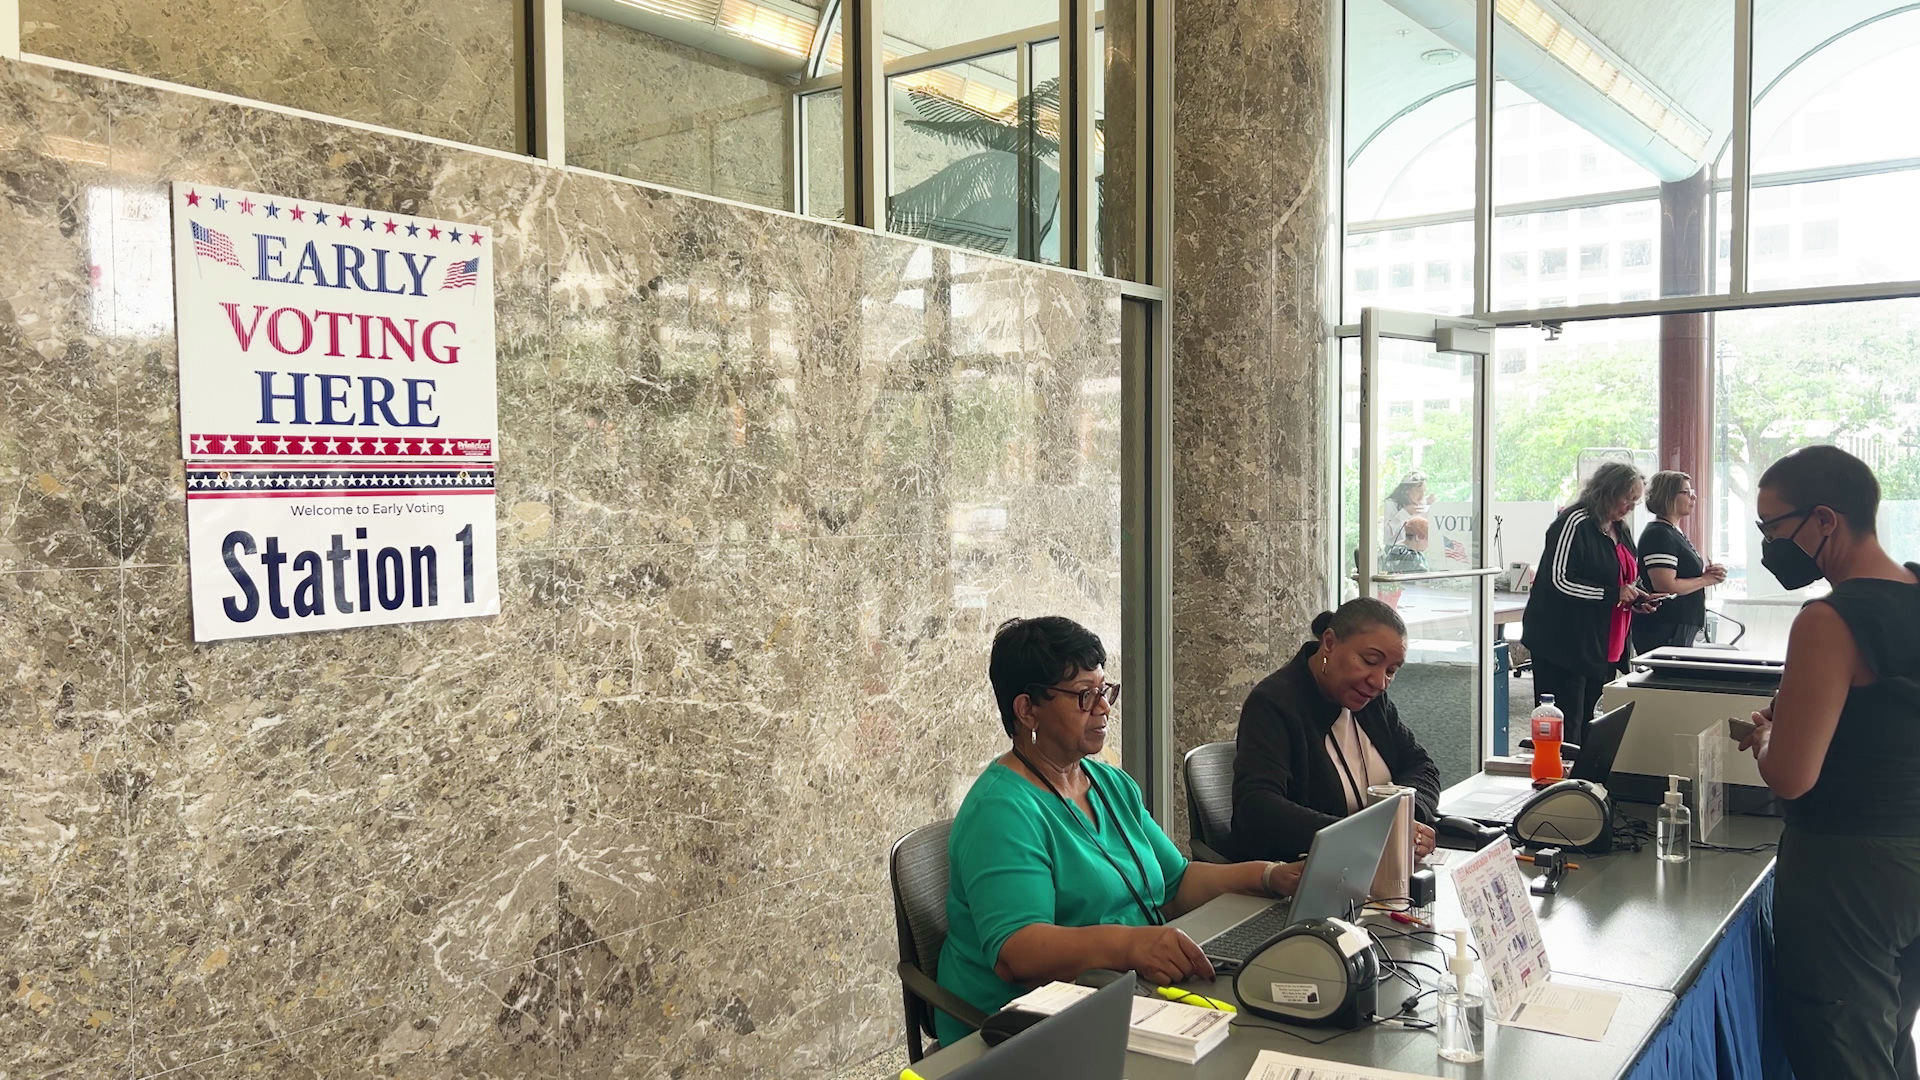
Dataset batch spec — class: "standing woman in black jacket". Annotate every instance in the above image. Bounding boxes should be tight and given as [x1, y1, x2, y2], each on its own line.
[1228, 598, 1441, 863]
[1521, 461, 1657, 744]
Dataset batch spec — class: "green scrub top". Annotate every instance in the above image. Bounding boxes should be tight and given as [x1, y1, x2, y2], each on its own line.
[933, 757, 1190, 1046]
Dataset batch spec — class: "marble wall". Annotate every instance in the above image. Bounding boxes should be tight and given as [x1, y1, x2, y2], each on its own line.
[563, 11, 793, 212]
[0, 57, 1123, 1079]
[21, 0, 520, 152]
[1168, 0, 1334, 848]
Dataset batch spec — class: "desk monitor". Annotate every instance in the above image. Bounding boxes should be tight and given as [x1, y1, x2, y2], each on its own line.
[943, 973, 1132, 1080]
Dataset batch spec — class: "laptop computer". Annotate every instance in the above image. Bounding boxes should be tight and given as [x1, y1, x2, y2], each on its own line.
[943, 973, 1132, 1080]
[1439, 702, 1635, 825]
[1198, 795, 1399, 975]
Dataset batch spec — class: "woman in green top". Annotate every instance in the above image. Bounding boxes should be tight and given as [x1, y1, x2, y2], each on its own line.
[934, 616, 1305, 1047]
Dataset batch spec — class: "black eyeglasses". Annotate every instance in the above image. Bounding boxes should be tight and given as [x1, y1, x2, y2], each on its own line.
[1027, 681, 1121, 713]
[1755, 508, 1813, 536]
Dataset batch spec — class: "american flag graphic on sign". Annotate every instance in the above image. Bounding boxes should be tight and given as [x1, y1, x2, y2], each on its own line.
[190, 221, 241, 267]
[441, 257, 479, 290]
[1444, 536, 1469, 563]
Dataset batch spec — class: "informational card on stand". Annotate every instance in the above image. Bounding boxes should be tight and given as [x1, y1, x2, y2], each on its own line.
[1693, 722, 1728, 843]
[1449, 837, 1551, 1018]
[1448, 837, 1621, 1041]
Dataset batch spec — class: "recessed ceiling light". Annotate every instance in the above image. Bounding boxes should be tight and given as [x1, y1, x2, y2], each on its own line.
[1421, 48, 1462, 65]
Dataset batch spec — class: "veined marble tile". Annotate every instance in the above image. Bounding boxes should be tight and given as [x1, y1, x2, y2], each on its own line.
[0, 67, 121, 572]
[22, 0, 522, 153]
[117, 561, 566, 1074]
[541, 179, 835, 548]
[554, 865, 896, 1079]
[0, 567, 130, 1078]
[543, 539, 813, 926]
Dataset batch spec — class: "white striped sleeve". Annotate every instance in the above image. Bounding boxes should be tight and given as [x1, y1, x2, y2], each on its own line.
[1551, 511, 1609, 601]
[1642, 553, 1680, 569]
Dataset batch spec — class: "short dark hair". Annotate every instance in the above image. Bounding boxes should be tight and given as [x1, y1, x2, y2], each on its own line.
[1759, 445, 1881, 535]
[1645, 471, 1691, 518]
[989, 617, 1108, 738]
[1311, 598, 1407, 642]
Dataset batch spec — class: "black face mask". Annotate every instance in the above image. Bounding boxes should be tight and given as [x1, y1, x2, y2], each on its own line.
[1760, 512, 1829, 591]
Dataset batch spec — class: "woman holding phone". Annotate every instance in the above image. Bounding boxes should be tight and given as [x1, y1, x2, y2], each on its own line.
[1634, 471, 1726, 652]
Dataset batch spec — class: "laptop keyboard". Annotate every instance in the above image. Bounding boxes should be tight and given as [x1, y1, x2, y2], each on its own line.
[1485, 790, 1532, 821]
[1201, 901, 1295, 975]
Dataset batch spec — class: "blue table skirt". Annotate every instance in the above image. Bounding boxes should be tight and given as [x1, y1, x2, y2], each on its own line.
[1624, 873, 1795, 1080]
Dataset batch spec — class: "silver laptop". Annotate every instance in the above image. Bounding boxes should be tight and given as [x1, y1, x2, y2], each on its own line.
[1199, 796, 1399, 974]
[943, 973, 1132, 1080]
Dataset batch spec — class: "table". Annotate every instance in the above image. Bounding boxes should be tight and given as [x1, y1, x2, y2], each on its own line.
[912, 784, 1787, 1080]
[1389, 586, 1529, 640]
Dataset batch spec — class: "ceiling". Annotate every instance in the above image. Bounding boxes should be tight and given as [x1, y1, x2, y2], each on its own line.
[1350, 0, 1920, 182]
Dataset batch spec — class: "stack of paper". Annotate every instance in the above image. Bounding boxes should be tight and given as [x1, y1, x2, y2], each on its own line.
[1005, 982, 1234, 1063]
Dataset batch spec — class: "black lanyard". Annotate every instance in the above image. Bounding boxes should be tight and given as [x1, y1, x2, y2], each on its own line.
[1011, 748, 1164, 926]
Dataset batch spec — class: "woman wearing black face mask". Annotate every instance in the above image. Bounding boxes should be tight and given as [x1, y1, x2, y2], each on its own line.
[1737, 445, 1920, 1080]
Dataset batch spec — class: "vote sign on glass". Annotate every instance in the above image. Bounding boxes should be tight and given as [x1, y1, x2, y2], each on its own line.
[170, 182, 497, 462]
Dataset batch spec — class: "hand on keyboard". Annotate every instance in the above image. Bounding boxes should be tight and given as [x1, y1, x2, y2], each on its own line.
[1124, 926, 1216, 986]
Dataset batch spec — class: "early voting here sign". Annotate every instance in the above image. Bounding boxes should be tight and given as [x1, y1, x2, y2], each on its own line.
[172, 182, 500, 641]
[171, 181, 496, 460]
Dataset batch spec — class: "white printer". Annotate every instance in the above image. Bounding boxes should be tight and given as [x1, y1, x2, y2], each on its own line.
[1599, 646, 1783, 810]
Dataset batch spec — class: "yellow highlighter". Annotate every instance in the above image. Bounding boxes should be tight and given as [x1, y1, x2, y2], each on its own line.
[900, 1070, 928, 1080]
[1155, 985, 1237, 1012]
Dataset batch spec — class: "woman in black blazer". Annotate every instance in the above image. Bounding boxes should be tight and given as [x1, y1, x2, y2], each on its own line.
[1228, 598, 1441, 863]
[1520, 462, 1657, 744]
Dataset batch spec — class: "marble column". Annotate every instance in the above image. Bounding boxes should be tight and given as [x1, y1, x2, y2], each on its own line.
[1169, 0, 1335, 848]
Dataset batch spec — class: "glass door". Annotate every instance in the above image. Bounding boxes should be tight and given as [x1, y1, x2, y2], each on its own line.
[1346, 309, 1498, 786]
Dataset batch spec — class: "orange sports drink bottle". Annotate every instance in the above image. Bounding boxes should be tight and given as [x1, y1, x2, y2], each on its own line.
[1530, 695, 1565, 783]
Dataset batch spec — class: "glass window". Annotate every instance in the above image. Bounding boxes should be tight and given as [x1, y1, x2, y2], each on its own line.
[887, 1, 1053, 58]
[1427, 261, 1453, 287]
[1803, 219, 1841, 255]
[1343, 0, 1476, 320]
[1499, 349, 1528, 374]
[888, 48, 1049, 259]
[1355, 267, 1381, 292]
[22, 0, 520, 151]
[1754, 225, 1789, 258]
[1580, 245, 1609, 272]
[1540, 248, 1568, 278]
[1491, 3, 1731, 308]
[565, 5, 812, 210]
[1713, 297, 1920, 651]
[1492, 318, 1659, 526]
[1501, 252, 1528, 283]
[1623, 240, 1653, 268]
[1748, 3, 1920, 290]
[801, 90, 845, 221]
[1390, 264, 1416, 289]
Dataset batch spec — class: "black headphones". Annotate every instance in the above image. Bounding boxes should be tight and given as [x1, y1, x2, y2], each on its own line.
[1011, 743, 1165, 927]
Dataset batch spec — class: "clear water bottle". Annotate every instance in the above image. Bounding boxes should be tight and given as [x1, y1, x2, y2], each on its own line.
[1657, 773, 1692, 863]
[1529, 695, 1565, 783]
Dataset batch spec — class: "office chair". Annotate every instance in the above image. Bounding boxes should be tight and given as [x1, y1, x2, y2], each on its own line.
[889, 819, 986, 1062]
[1183, 741, 1236, 863]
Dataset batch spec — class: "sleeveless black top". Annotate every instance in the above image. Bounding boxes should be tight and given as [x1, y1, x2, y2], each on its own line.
[1785, 564, 1920, 836]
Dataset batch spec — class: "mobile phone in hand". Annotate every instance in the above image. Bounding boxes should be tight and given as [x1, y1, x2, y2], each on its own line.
[1727, 716, 1758, 741]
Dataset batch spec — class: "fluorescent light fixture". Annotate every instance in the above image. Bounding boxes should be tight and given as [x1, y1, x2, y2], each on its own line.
[1495, 0, 1710, 161]
[611, 0, 815, 58]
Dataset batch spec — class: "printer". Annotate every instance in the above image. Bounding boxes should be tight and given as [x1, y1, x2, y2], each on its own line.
[1599, 646, 1782, 811]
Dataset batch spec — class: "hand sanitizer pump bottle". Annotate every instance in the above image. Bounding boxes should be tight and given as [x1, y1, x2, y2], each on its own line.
[1658, 774, 1692, 863]
[1438, 931, 1485, 1063]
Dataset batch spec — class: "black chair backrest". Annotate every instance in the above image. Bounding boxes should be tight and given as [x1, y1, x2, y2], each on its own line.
[891, 819, 955, 1049]
[1184, 741, 1236, 861]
